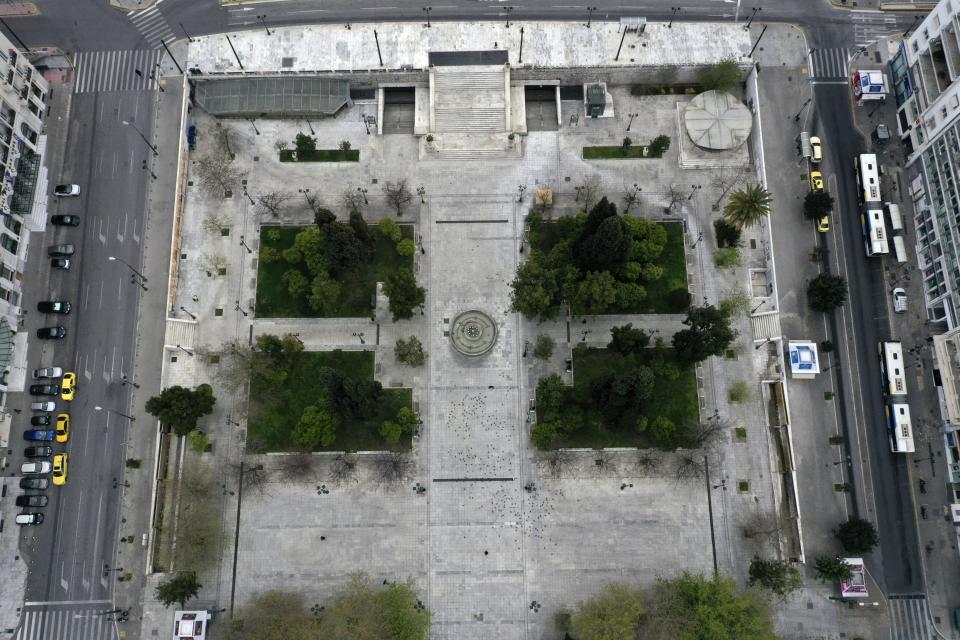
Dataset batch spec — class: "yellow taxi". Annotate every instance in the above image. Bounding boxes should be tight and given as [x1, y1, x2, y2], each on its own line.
[55, 413, 70, 443]
[810, 171, 824, 192]
[61, 372, 76, 401]
[52, 453, 68, 486]
[816, 215, 830, 233]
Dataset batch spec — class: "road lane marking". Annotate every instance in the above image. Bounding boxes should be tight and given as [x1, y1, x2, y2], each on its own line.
[128, 148, 134, 175]
[97, 217, 106, 245]
[117, 274, 122, 301]
[83, 282, 90, 311]
[111, 151, 117, 178]
[98, 280, 103, 310]
[82, 352, 91, 380]
[132, 217, 140, 244]
[117, 214, 126, 243]
[24, 599, 112, 606]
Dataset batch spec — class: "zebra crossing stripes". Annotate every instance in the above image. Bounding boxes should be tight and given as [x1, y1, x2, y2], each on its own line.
[74, 50, 162, 93]
[889, 594, 936, 640]
[808, 48, 850, 83]
[15, 605, 116, 640]
[129, 4, 175, 49]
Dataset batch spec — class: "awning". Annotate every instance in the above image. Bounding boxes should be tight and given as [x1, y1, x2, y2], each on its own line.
[0, 318, 15, 373]
[194, 77, 350, 118]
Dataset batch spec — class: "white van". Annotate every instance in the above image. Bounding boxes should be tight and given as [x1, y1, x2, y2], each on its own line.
[15, 513, 44, 525]
[892, 288, 907, 314]
[21, 461, 51, 474]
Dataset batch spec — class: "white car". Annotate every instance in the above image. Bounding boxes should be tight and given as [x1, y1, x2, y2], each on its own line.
[53, 184, 80, 197]
[20, 461, 51, 474]
[32, 367, 63, 380]
[810, 136, 822, 163]
[892, 287, 907, 313]
[30, 401, 56, 412]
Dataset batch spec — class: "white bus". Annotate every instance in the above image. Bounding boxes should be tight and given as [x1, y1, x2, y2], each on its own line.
[885, 403, 915, 453]
[879, 341, 908, 397]
[861, 209, 890, 256]
[855, 153, 881, 204]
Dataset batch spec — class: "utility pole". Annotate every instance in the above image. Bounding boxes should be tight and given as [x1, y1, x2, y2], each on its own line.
[122, 120, 158, 156]
[518, 26, 524, 64]
[747, 24, 768, 58]
[374, 30, 384, 66]
[615, 27, 627, 61]
[179, 22, 194, 43]
[225, 34, 244, 70]
[160, 38, 184, 74]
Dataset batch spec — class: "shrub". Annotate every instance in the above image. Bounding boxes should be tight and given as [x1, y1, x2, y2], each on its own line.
[713, 219, 741, 248]
[260, 245, 280, 264]
[713, 247, 742, 268]
[396, 238, 416, 256]
[728, 381, 751, 403]
[533, 335, 555, 360]
[339, 140, 352, 152]
[650, 134, 671, 156]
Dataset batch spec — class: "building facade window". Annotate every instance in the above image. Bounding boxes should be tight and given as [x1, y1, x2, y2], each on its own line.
[0, 233, 17, 255]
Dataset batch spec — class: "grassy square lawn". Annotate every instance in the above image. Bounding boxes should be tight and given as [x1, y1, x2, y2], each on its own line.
[247, 350, 412, 452]
[256, 224, 414, 318]
[545, 346, 699, 449]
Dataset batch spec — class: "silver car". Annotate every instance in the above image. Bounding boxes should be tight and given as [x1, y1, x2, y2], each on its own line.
[20, 461, 51, 474]
[32, 367, 63, 380]
[30, 401, 56, 412]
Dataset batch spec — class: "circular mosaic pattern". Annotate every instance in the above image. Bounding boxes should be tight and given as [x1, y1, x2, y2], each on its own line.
[451, 309, 498, 356]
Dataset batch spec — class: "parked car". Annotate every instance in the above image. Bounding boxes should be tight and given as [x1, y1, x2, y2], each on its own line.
[55, 413, 70, 443]
[29, 415, 51, 426]
[810, 136, 822, 163]
[29, 384, 60, 397]
[36, 326, 66, 339]
[816, 215, 830, 233]
[52, 454, 68, 486]
[37, 301, 71, 315]
[893, 287, 907, 313]
[51, 215, 80, 226]
[15, 513, 44, 525]
[47, 244, 75, 257]
[810, 170, 824, 192]
[30, 401, 56, 412]
[50, 258, 71, 270]
[15, 495, 48, 508]
[24, 446, 52, 458]
[53, 184, 80, 197]
[19, 477, 49, 490]
[61, 372, 76, 401]
[32, 367, 63, 379]
[20, 461, 51, 474]
[23, 430, 54, 442]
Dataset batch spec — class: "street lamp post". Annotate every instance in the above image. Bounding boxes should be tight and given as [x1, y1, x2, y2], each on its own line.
[95, 405, 136, 421]
[517, 184, 527, 203]
[504, 6, 514, 27]
[417, 185, 426, 204]
[175, 344, 194, 357]
[179, 21, 194, 42]
[626, 112, 638, 131]
[687, 184, 702, 200]
[304, 120, 315, 135]
[744, 6, 761, 29]
[751, 300, 766, 314]
[235, 301, 249, 317]
[109, 256, 147, 282]
[352, 331, 366, 345]
[256, 14, 271, 35]
[121, 375, 141, 389]
[690, 231, 703, 249]
[248, 118, 260, 135]
[239, 235, 253, 254]
[585, 6, 597, 27]
[180, 306, 197, 320]
[121, 120, 158, 156]
[668, 7, 681, 28]
[357, 187, 368, 204]
[422, 6, 432, 27]
[225, 34, 244, 69]
[242, 185, 255, 205]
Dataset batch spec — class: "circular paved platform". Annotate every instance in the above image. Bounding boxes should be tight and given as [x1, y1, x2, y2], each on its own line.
[683, 90, 753, 151]
[450, 310, 498, 356]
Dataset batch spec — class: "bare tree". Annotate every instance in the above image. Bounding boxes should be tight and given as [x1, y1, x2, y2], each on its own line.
[329, 454, 357, 485]
[278, 453, 316, 482]
[383, 179, 413, 217]
[578, 174, 602, 210]
[592, 449, 615, 476]
[544, 449, 571, 478]
[636, 450, 662, 475]
[623, 184, 642, 214]
[201, 254, 228, 278]
[342, 187, 367, 215]
[741, 510, 783, 544]
[195, 155, 243, 198]
[688, 418, 729, 450]
[665, 184, 685, 214]
[213, 121, 236, 159]
[255, 192, 290, 218]
[710, 164, 751, 210]
[202, 212, 230, 235]
[374, 452, 414, 486]
[673, 454, 705, 483]
[227, 461, 268, 496]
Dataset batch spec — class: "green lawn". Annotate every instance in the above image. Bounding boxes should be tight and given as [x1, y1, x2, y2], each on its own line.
[247, 350, 412, 453]
[255, 224, 414, 318]
[541, 346, 699, 449]
[634, 221, 690, 314]
[582, 145, 663, 159]
[279, 149, 360, 162]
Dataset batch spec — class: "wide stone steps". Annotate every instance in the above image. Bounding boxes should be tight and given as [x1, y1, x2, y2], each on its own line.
[433, 109, 504, 132]
[434, 147, 522, 160]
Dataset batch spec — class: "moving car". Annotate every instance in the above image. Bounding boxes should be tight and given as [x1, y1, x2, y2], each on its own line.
[51, 215, 80, 226]
[31, 401, 56, 412]
[20, 461, 51, 474]
[36, 326, 66, 339]
[50, 258, 71, 270]
[52, 454, 68, 486]
[53, 184, 80, 197]
[15, 513, 44, 525]
[23, 429, 54, 442]
[816, 215, 830, 233]
[61, 372, 76, 401]
[810, 171, 824, 192]
[32, 366, 63, 379]
[55, 413, 70, 443]
[37, 301, 71, 315]
[19, 477, 49, 490]
[24, 446, 52, 458]
[47, 244, 75, 257]
[15, 495, 48, 508]
[810, 136, 822, 163]
[893, 287, 907, 313]
[29, 384, 60, 397]
[29, 415, 51, 426]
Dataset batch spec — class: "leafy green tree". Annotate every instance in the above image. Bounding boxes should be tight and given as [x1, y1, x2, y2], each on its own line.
[571, 582, 645, 640]
[282, 245, 302, 264]
[836, 516, 879, 555]
[396, 238, 416, 257]
[648, 416, 677, 447]
[807, 273, 848, 312]
[317, 573, 430, 640]
[322, 222, 367, 274]
[650, 134, 671, 156]
[590, 367, 654, 422]
[314, 207, 337, 228]
[396, 407, 418, 433]
[395, 336, 427, 366]
[697, 56, 742, 92]
[308, 271, 341, 315]
[379, 420, 403, 443]
[229, 591, 319, 640]
[574, 216, 631, 274]
[187, 429, 209, 454]
[574, 271, 618, 316]
[156, 572, 201, 608]
[533, 334, 555, 360]
[713, 247, 741, 268]
[381, 407, 418, 443]
[672, 305, 737, 366]
[616, 282, 647, 310]
[260, 245, 280, 264]
[608, 323, 650, 355]
[335, 377, 384, 419]
[349, 211, 375, 248]
[622, 136, 633, 151]
[581, 196, 618, 237]
[294, 226, 329, 276]
[510, 253, 565, 320]
[378, 217, 402, 242]
[803, 190, 834, 220]
[537, 374, 567, 413]
[714, 219, 742, 248]
[282, 269, 310, 297]
[747, 557, 803, 599]
[814, 555, 854, 583]
[146, 384, 216, 436]
[531, 421, 560, 449]
[384, 269, 426, 321]
[294, 133, 317, 153]
[723, 184, 772, 230]
[624, 216, 668, 263]
[292, 402, 339, 449]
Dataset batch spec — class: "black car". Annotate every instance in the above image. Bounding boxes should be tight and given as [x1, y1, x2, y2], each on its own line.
[51, 215, 80, 226]
[47, 244, 75, 257]
[24, 446, 52, 458]
[19, 477, 49, 490]
[29, 415, 51, 426]
[36, 327, 66, 339]
[37, 301, 71, 314]
[15, 495, 49, 508]
[50, 258, 71, 270]
[29, 384, 60, 396]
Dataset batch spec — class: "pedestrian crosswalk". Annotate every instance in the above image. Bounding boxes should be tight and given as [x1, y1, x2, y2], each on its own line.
[808, 48, 850, 83]
[128, 4, 175, 49]
[889, 594, 936, 640]
[15, 604, 117, 640]
[73, 50, 163, 93]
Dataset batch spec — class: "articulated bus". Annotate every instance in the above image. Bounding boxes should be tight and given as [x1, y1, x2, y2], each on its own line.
[879, 341, 908, 397]
[861, 209, 890, 256]
[885, 403, 915, 453]
[855, 153, 882, 204]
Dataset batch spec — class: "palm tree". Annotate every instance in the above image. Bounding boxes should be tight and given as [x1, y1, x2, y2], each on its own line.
[723, 184, 772, 230]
